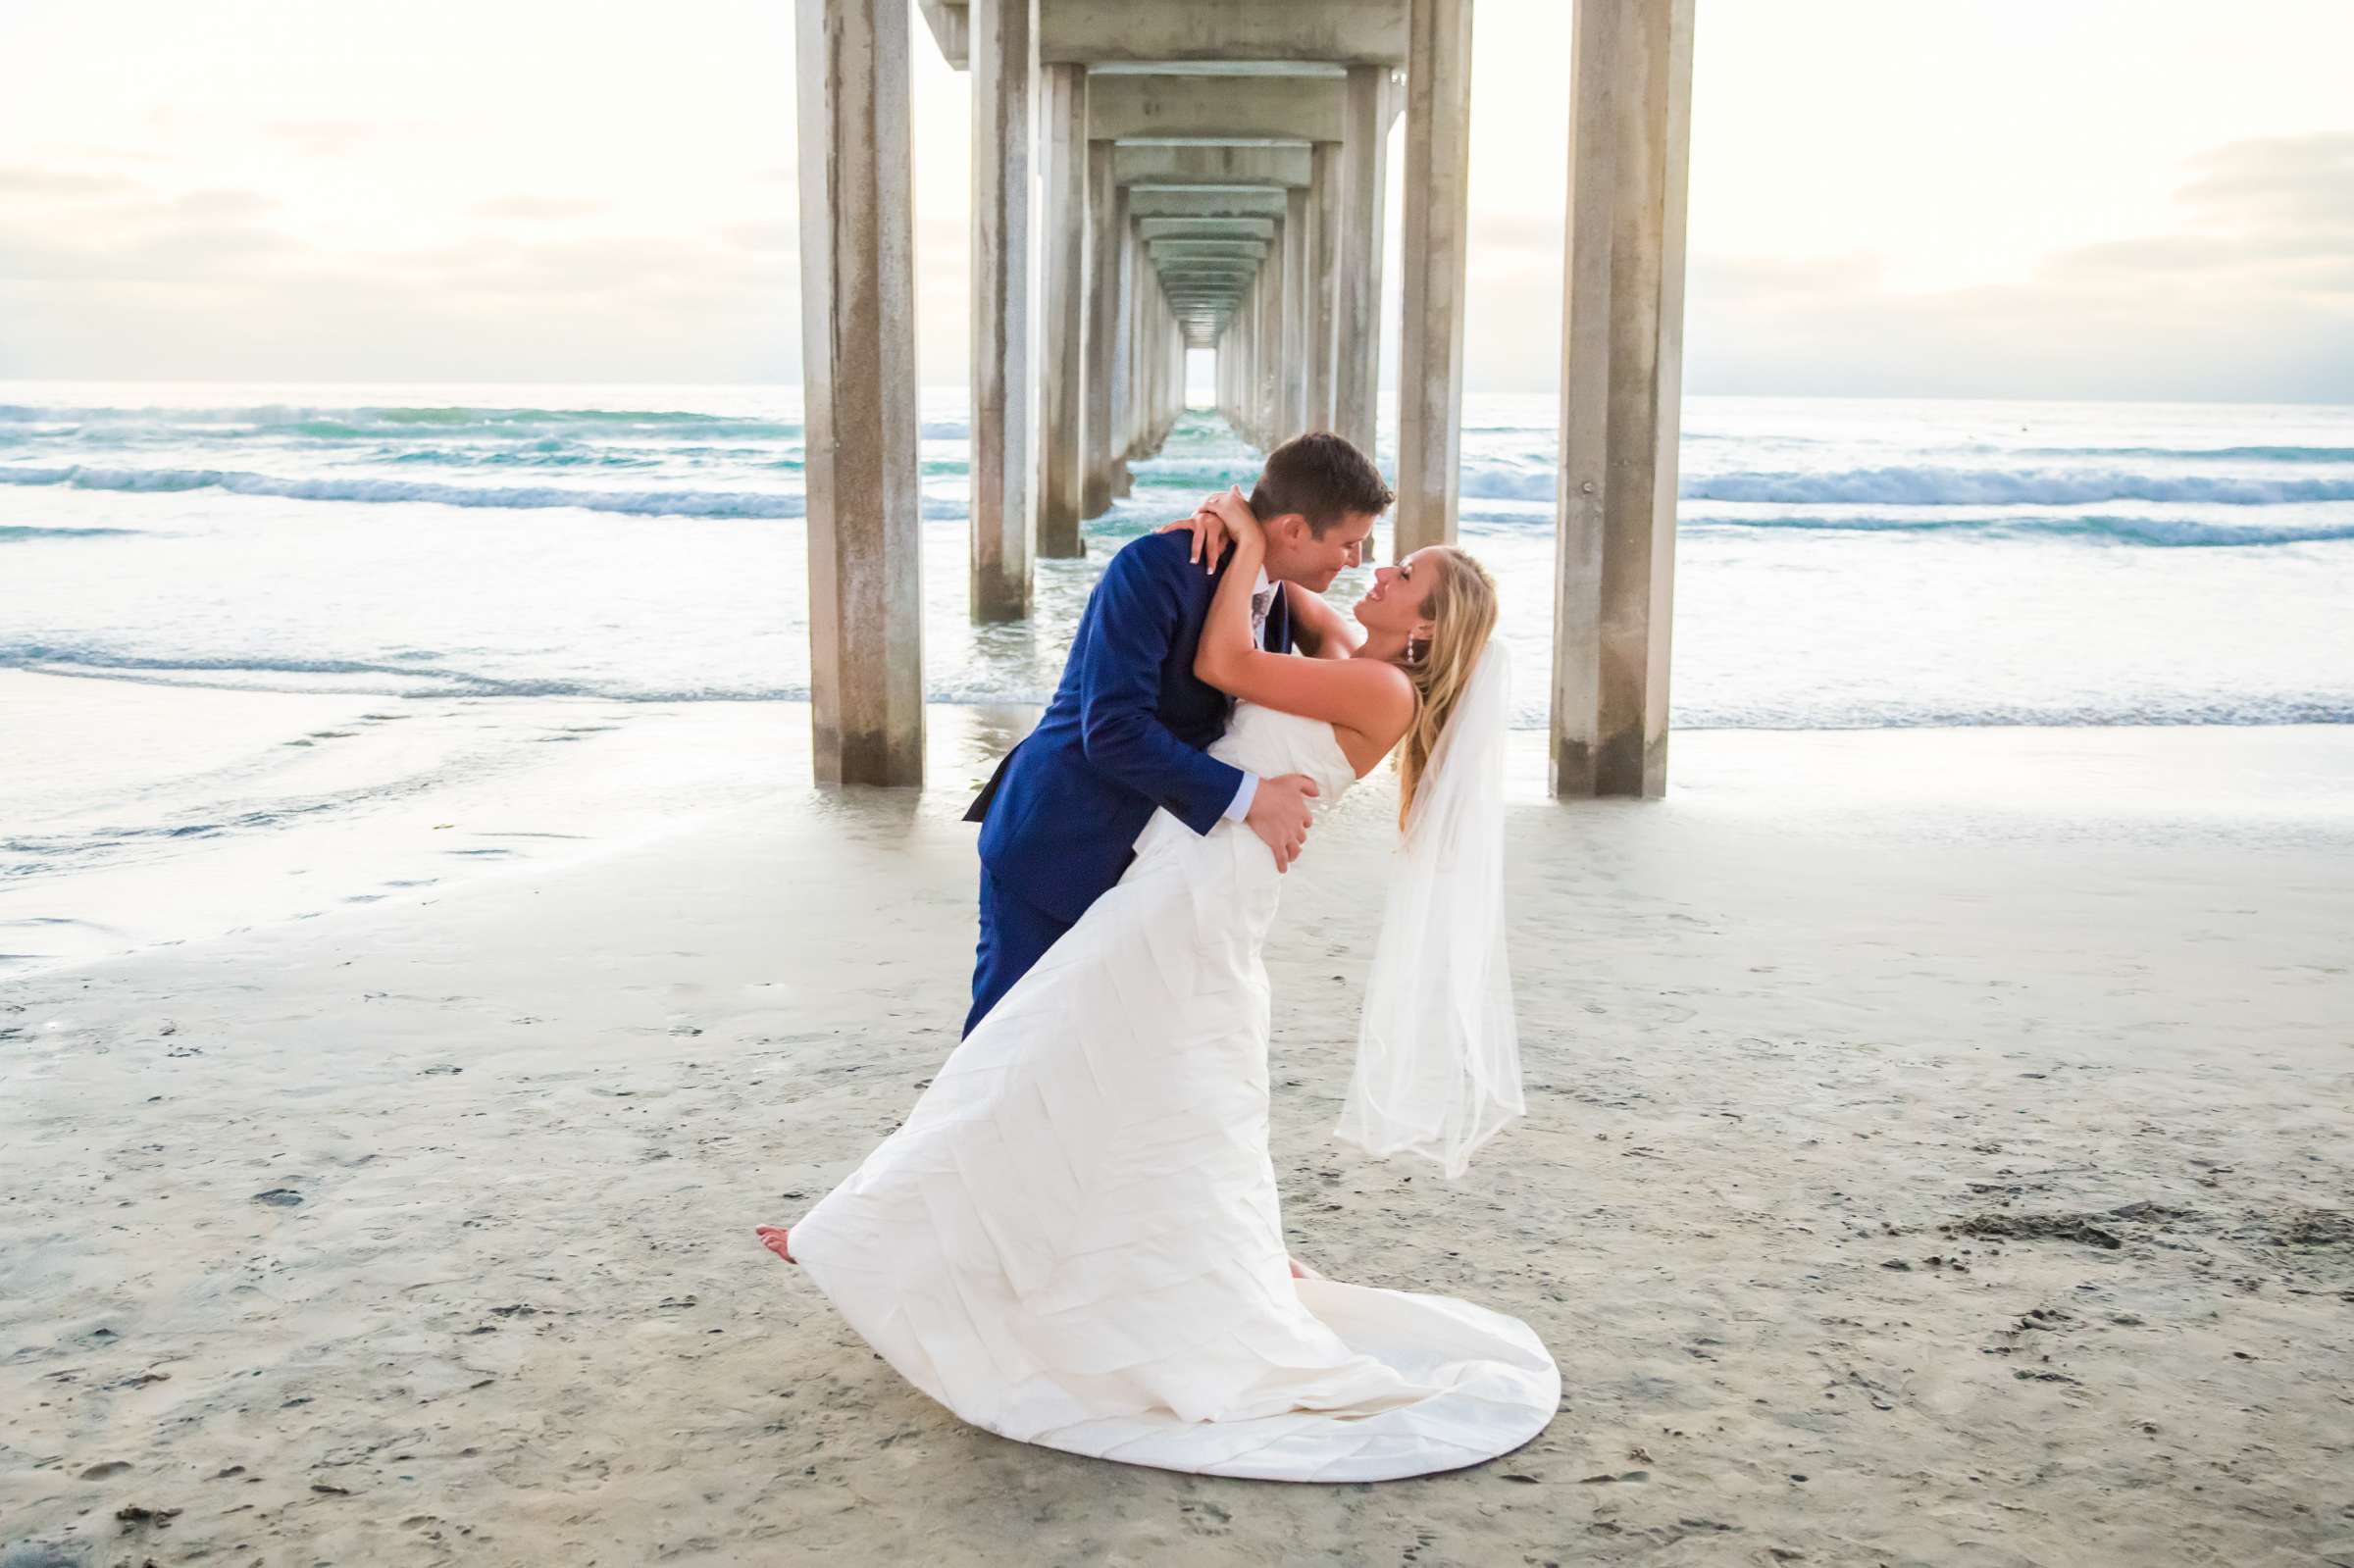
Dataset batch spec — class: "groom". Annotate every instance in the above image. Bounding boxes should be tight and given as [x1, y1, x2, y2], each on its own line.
[961, 431, 1397, 1037]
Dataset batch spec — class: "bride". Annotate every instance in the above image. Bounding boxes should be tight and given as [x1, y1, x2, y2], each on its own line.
[755, 487, 1557, 1483]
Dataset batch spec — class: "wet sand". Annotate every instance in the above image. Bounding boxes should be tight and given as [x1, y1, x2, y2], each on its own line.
[3, 712, 2350, 1566]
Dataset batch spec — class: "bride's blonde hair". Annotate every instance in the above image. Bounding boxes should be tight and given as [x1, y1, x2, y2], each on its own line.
[1394, 546, 1501, 827]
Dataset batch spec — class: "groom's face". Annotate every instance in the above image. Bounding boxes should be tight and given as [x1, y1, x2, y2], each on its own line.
[1270, 510, 1378, 592]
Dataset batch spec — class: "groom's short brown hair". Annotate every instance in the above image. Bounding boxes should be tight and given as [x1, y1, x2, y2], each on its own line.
[1250, 432, 1395, 536]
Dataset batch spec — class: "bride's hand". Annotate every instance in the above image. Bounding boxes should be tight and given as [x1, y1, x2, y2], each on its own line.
[1155, 502, 1231, 571]
[1204, 485, 1265, 551]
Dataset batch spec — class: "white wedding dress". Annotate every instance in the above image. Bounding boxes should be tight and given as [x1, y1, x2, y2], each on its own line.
[782, 702, 1560, 1482]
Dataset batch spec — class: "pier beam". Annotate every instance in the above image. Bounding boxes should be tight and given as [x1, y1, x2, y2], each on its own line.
[969, 0, 1036, 620]
[1395, 0, 1472, 555]
[1335, 64, 1390, 456]
[1038, 62, 1087, 555]
[1552, 0, 1695, 799]
[1088, 72, 1347, 143]
[795, 0, 923, 785]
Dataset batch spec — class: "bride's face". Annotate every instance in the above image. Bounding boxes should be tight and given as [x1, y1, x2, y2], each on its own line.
[1352, 550, 1440, 638]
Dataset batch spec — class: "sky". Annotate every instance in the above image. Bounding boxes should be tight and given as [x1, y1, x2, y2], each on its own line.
[2, 0, 2350, 400]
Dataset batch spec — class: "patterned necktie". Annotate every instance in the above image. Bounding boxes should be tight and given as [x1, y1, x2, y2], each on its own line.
[1250, 586, 1273, 648]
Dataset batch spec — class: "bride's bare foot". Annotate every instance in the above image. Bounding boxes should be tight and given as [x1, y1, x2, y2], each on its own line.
[755, 1225, 795, 1264]
[1289, 1257, 1308, 1280]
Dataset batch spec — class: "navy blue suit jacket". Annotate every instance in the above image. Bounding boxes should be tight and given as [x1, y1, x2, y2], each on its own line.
[965, 531, 1293, 927]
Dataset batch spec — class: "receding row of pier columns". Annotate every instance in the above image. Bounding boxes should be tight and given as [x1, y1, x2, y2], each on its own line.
[796, 0, 1695, 799]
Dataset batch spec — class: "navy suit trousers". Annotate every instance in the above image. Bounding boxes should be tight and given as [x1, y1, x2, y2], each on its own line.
[963, 864, 1075, 1037]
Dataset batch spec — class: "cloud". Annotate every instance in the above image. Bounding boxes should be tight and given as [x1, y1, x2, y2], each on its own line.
[1667, 133, 2354, 402]
[1469, 212, 1560, 257]
[266, 120, 377, 158]
[0, 177, 293, 286]
[0, 168, 135, 198]
[2177, 132, 2354, 233]
[472, 195, 607, 222]
[171, 189, 277, 221]
[1456, 132, 2354, 401]
[719, 220, 795, 253]
[3, 124, 2347, 396]
[0, 219, 298, 283]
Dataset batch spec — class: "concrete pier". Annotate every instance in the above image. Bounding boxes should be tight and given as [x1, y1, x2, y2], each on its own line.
[1082, 138, 1117, 517]
[1037, 62, 1087, 555]
[1109, 213, 1134, 498]
[1283, 185, 1309, 435]
[1333, 63, 1391, 455]
[1307, 140, 1341, 431]
[1552, 0, 1697, 798]
[968, 0, 1036, 621]
[865, 0, 1692, 799]
[795, 0, 923, 785]
[1395, 0, 1472, 555]
[1258, 218, 1285, 445]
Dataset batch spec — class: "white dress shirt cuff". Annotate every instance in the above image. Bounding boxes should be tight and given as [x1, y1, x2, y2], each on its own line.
[1223, 771, 1259, 823]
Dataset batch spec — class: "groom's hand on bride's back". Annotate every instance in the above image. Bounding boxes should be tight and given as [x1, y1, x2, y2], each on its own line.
[1246, 773, 1319, 872]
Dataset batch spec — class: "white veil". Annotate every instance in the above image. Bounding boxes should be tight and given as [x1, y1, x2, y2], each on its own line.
[1335, 640, 1524, 1179]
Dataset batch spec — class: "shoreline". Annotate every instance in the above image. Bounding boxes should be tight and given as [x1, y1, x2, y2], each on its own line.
[7, 665, 2350, 978]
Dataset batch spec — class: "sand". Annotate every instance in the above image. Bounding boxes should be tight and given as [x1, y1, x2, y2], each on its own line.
[4, 708, 2351, 1567]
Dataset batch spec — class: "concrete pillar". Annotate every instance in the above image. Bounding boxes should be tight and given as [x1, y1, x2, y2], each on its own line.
[1245, 268, 1262, 446]
[1553, 0, 1696, 799]
[1252, 253, 1271, 439]
[1129, 230, 1146, 455]
[1116, 241, 1131, 462]
[1148, 278, 1171, 449]
[1308, 141, 1341, 431]
[1283, 184, 1309, 438]
[1239, 279, 1253, 443]
[1110, 205, 1135, 496]
[1270, 228, 1289, 439]
[1178, 318, 1189, 418]
[1396, 0, 1473, 556]
[1258, 259, 1274, 445]
[1038, 63, 1086, 556]
[1169, 314, 1183, 433]
[794, 0, 922, 786]
[1233, 283, 1252, 435]
[1152, 306, 1167, 441]
[1335, 64, 1391, 456]
[1216, 326, 1227, 424]
[1132, 265, 1148, 455]
[1131, 271, 1149, 456]
[1149, 304, 1161, 441]
[1082, 139, 1116, 517]
[1222, 323, 1235, 430]
[968, 0, 1035, 621]
[1237, 278, 1250, 440]
[1235, 309, 1246, 433]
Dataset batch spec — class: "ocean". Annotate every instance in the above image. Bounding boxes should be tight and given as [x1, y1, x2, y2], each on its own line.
[6, 382, 2351, 729]
[4, 381, 2351, 970]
